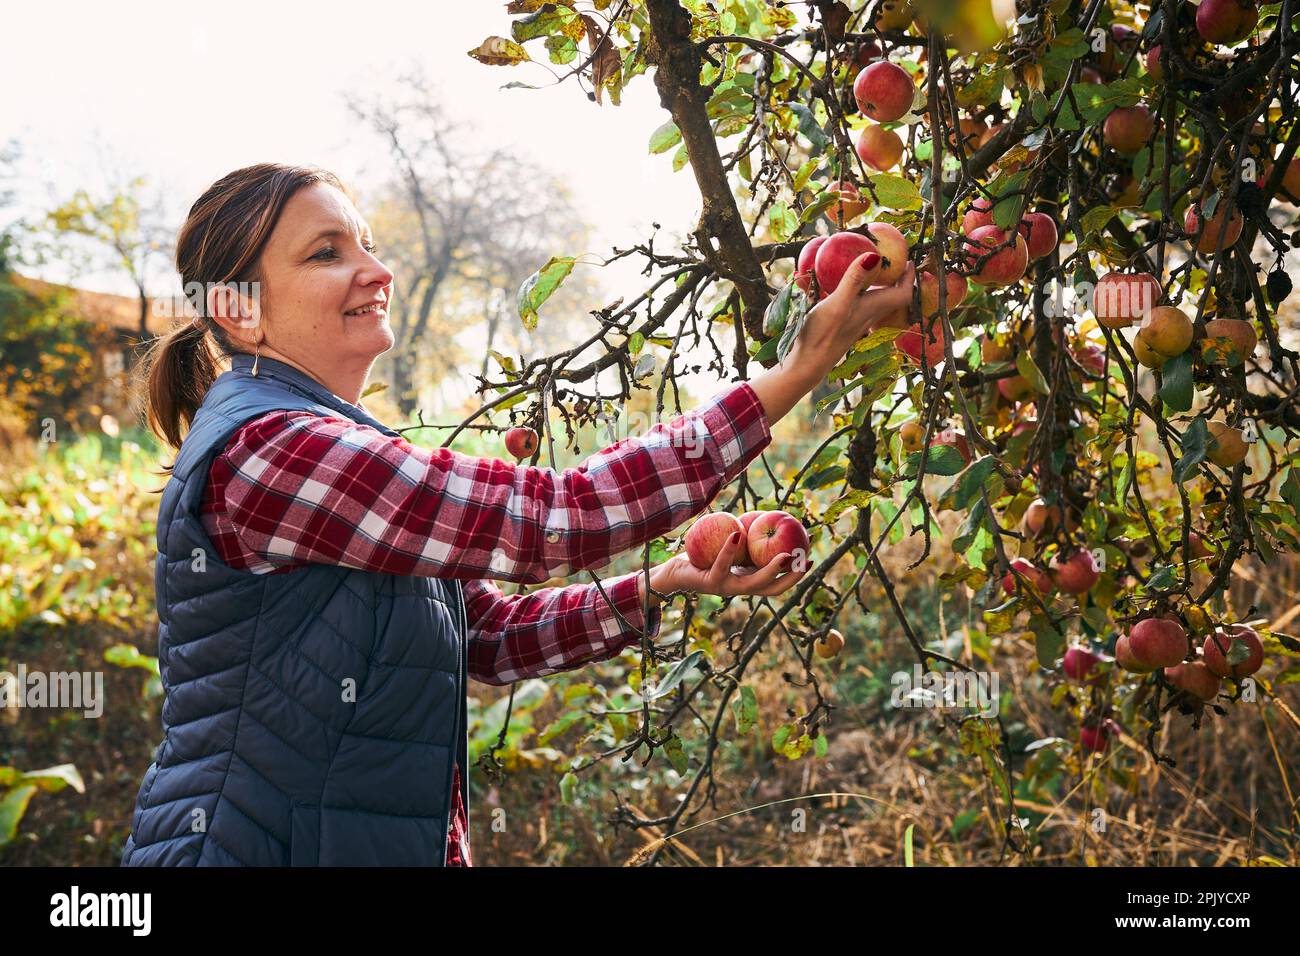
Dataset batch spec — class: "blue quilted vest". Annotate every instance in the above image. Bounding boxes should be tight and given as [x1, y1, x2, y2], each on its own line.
[120, 352, 469, 866]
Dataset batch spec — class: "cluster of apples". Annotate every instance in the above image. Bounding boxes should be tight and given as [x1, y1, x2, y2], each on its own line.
[683, 508, 811, 572]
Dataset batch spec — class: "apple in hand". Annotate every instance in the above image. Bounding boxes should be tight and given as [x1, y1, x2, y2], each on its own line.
[747, 510, 811, 568]
[684, 511, 746, 570]
[814, 231, 881, 299]
[864, 221, 910, 286]
[505, 426, 539, 460]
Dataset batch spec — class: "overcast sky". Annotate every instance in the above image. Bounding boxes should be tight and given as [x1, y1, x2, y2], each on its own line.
[0, 1, 707, 313]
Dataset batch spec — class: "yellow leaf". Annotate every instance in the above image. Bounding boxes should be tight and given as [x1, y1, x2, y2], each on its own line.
[467, 36, 532, 67]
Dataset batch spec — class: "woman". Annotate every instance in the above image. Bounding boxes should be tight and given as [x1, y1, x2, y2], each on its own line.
[120, 163, 914, 867]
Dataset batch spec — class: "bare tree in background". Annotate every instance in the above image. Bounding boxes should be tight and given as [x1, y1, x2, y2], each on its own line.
[346, 68, 598, 420]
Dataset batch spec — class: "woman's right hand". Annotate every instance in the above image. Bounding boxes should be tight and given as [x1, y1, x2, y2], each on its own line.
[747, 255, 917, 428]
[793, 256, 916, 373]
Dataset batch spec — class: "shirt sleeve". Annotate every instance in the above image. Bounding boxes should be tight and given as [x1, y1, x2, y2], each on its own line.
[215, 379, 772, 585]
[462, 570, 662, 686]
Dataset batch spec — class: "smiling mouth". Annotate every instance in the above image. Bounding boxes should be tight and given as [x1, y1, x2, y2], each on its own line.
[344, 303, 387, 317]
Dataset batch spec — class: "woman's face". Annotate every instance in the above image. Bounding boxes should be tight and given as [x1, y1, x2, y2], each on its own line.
[223, 181, 395, 394]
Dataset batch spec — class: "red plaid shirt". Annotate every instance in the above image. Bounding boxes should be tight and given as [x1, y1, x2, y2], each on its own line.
[197, 380, 772, 866]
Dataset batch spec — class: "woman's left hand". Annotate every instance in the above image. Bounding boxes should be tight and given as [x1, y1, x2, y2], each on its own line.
[647, 530, 809, 600]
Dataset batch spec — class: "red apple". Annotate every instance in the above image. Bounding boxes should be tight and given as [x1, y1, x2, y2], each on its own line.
[1079, 723, 1111, 753]
[1202, 623, 1264, 679]
[505, 426, 539, 460]
[962, 225, 1029, 286]
[1184, 201, 1244, 254]
[1196, 0, 1258, 45]
[1164, 658, 1222, 702]
[1063, 646, 1105, 684]
[684, 511, 746, 570]
[853, 61, 915, 123]
[1127, 617, 1189, 669]
[918, 269, 968, 317]
[897, 322, 947, 367]
[747, 510, 811, 568]
[1115, 633, 1156, 673]
[1001, 557, 1054, 596]
[794, 235, 828, 297]
[962, 197, 996, 235]
[1093, 272, 1162, 328]
[814, 232, 881, 298]
[930, 427, 971, 465]
[856, 124, 904, 172]
[1145, 44, 1163, 82]
[864, 221, 910, 286]
[1200, 317, 1258, 366]
[1050, 548, 1100, 595]
[824, 179, 871, 228]
[1018, 212, 1058, 261]
[1103, 105, 1155, 155]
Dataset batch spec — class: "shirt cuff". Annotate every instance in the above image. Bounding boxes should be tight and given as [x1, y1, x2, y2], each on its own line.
[596, 569, 664, 649]
[694, 380, 774, 485]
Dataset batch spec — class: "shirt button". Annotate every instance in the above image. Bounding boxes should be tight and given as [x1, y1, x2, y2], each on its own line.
[545, 531, 560, 543]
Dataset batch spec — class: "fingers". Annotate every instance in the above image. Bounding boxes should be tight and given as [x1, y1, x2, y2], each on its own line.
[856, 265, 917, 318]
[707, 530, 747, 583]
[727, 550, 808, 597]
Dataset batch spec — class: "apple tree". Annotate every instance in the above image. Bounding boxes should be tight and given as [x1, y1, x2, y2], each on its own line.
[468, 0, 1300, 861]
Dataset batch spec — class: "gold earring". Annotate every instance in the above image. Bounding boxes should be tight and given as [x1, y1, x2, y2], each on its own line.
[251, 338, 261, 377]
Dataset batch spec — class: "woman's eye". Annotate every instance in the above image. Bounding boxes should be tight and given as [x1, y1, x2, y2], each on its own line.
[314, 244, 377, 260]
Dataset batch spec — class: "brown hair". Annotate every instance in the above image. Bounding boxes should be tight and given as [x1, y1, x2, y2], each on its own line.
[136, 163, 354, 462]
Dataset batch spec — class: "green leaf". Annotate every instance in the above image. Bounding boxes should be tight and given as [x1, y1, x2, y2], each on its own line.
[648, 121, 681, 155]
[869, 173, 923, 211]
[672, 143, 690, 172]
[763, 281, 796, 337]
[558, 771, 577, 804]
[1158, 351, 1194, 412]
[1080, 204, 1120, 237]
[663, 734, 689, 775]
[544, 34, 579, 65]
[0, 785, 37, 847]
[906, 444, 967, 477]
[938, 455, 999, 512]
[1031, 613, 1066, 668]
[768, 201, 798, 241]
[643, 650, 703, 700]
[1174, 416, 1210, 484]
[791, 158, 819, 192]
[1015, 350, 1049, 395]
[903, 823, 915, 867]
[733, 685, 758, 735]
[517, 256, 577, 332]
[788, 102, 828, 152]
